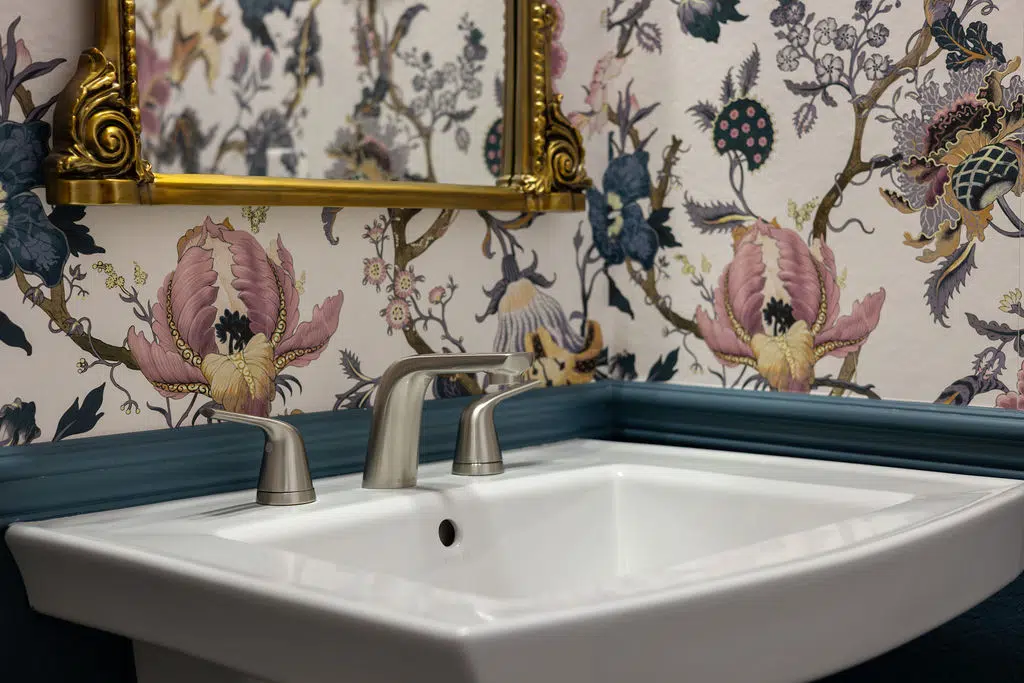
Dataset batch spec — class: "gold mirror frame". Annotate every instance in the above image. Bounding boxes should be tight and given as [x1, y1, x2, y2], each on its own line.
[44, 0, 590, 211]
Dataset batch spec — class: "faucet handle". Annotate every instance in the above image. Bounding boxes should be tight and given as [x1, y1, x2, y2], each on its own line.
[453, 379, 543, 476]
[201, 408, 316, 506]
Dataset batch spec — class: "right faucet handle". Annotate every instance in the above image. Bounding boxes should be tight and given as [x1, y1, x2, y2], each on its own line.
[453, 379, 543, 476]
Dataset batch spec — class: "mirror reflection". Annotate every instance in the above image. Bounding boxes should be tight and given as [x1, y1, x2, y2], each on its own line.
[136, 0, 505, 185]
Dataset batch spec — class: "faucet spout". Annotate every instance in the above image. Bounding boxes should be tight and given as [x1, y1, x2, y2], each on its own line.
[363, 352, 533, 489]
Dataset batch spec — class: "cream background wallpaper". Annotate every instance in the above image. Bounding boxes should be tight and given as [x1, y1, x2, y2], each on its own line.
[2, 0, 1024, 446]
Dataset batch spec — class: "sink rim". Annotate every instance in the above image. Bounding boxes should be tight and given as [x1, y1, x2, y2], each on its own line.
[8, 439, 1024, 639]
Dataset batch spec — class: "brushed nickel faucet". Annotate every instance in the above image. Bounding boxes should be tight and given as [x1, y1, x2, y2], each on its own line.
[201, 408, 316, 506]
[363, 352, 534, 489]
[453, 379, 542, 476]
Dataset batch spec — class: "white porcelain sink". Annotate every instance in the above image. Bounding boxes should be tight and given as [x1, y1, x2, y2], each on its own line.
[8, 439, 1024, 683]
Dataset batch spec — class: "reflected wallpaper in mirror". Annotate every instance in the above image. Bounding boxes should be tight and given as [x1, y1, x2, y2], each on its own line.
[136, 0, 505, 184]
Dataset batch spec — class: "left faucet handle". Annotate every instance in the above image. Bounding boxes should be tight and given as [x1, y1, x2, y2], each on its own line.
[201, 408, 316, 506]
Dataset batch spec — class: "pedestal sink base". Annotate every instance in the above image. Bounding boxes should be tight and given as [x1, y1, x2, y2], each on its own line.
[134, 642, 269, 683]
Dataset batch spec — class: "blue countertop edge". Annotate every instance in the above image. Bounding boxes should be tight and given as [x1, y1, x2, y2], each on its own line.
[4, 380, 1024, 525]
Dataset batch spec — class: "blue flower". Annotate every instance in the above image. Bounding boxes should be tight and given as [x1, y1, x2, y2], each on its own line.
[0, 397, 41, 447]
[0, 120, 69, 287]
[586, 150, 658, 270]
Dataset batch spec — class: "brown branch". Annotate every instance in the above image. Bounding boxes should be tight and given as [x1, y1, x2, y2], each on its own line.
[13, 84, 34, 116]
[9, 89, 139, 370]
[389, 209, 481, 394]
[651, 135, 684, 212]
[625, 261, 702, 337]
[14, 270, 139, 370]
[829, 352, 861, 398]
[811, 20, 936, 239]
[406, 209, 458, 260]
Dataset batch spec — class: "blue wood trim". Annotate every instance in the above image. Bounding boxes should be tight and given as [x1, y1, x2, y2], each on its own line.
[611, 383, 1024, 479]
[0, 382, 613, 524]
[6, 380, 1024, 525]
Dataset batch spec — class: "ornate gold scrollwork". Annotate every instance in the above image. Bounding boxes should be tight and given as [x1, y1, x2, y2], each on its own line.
[48, 0, 152, 183]
[44, 0, 586, 210]
[514, 0, 591, 196]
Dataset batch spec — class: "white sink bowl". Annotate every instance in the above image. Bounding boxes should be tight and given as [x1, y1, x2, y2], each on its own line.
[8, 439, 1024, 683]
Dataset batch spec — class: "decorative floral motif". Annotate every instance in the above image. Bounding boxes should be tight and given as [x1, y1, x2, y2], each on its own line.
[390, 267, 423, 300]
[326, 116, 412, 182]
[0, 121, 69, 287]
[381, 297, 411, 334]
[674, 0, 746, 43]
[995, 362, 1024, 410]
[127, 218, 343, 416]
[137, 36, 172, 136]
[363, 257, 389, 290]
[0, 398, 41, 446]
[587, 151, 659, 270]
[713, 99, 774, 170]
[695, 221, 886, 392]
[883, 60, 1024, 264]
[479, 254, 603, 386]
[568, 52, 629, 139]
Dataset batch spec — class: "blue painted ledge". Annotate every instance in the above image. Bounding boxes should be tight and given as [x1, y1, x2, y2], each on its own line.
[4, 380, 1024, 683]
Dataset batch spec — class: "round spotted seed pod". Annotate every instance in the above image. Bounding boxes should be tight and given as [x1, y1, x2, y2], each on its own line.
[713, 98, 774, 171]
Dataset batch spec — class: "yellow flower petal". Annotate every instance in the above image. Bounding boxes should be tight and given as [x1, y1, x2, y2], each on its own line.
[200, 333, 277, 414]
[750, 321, 816, 392]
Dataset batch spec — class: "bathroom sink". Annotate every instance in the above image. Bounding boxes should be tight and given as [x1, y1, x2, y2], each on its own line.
[8, 439, 1024, 683]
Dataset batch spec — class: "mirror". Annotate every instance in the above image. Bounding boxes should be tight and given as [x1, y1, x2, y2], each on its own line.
[45, 0, 589, 210]
[136, 0, 506, 186]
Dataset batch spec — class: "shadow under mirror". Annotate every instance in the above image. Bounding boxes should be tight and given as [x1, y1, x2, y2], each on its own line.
[137, 0, 505, 186]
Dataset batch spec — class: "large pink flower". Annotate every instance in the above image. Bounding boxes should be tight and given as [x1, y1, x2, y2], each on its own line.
[696, 221, 886, 392]
[128, 218, 343, 416]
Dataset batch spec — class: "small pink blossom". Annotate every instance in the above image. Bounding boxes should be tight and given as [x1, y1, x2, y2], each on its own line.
[363, 218, 387, 243]
[0, 38, 31, 69]
[363, 257, 388, 290]
[381, 298, 411, 334]
[996, 362, 1024, 410]
[390, 267, 423, 299]
[428, 286, 446, 305]
[567, 52, 634, 138]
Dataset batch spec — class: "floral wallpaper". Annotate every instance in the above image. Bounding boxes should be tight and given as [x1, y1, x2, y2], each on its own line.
[2, 0, 1024, 449]
[136, 0, 505, 183]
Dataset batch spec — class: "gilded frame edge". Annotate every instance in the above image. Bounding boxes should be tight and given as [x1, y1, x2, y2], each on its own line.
[43, 0, 591, 210]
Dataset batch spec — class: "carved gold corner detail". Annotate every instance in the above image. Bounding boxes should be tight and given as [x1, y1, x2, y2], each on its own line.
[516, 0, 590, 196]
[48, 0, 152, 184]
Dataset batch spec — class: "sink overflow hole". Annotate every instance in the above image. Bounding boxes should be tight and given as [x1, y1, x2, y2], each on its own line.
[438, 519, 458, 547]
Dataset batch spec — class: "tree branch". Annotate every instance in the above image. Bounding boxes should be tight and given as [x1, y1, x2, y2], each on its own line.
[14, 269, 139, 370]
[626, 260, 702, 337]
[811, 19, 936, 239]
[813, 362, 878, 399]
[389, 209, 481, 394]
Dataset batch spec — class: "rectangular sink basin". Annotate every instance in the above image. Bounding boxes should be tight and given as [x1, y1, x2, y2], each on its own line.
[8, 439, 1024, 683]
[223, 464, 909, 601]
